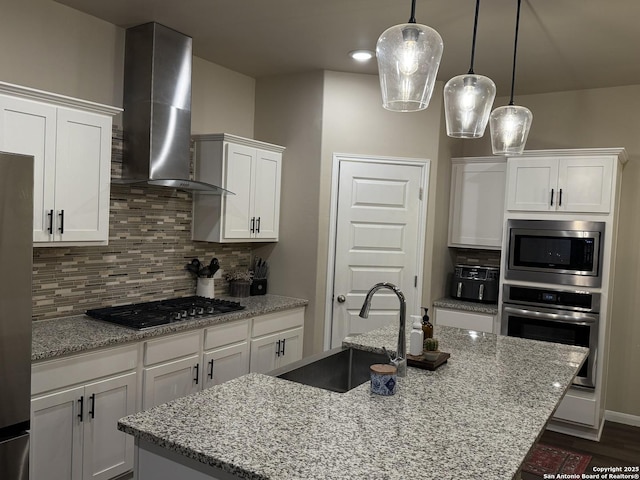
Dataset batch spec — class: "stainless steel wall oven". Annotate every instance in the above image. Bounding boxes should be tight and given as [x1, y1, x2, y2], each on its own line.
[501, 284, 599, 388]
[506, 219, 605, 287]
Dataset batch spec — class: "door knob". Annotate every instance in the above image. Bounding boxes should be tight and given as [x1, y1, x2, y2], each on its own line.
[336, 295, 346, 303]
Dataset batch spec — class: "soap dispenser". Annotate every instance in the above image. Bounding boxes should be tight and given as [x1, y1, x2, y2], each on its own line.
[422, 307, 433, 339]
[409, 315, 424, 356]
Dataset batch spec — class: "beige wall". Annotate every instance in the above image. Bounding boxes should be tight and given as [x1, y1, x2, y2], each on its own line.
[253, 71, 325, 356]
[0, 0, 256, 134]
[191, 57, 255, 137]
[0, 0, 124, 107]
[461, 85, 640, 417]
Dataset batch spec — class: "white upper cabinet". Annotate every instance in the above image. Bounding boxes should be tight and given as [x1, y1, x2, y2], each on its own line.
[448, 157, 506, 249]
[0, 82, 121, 245]
[192, 134, 285, 243]
[506, 151, 620, 213]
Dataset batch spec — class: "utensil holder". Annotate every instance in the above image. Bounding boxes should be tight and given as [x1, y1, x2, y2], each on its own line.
[196, 277, 215, 299]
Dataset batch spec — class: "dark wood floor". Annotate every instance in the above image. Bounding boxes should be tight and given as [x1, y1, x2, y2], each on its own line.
[522, 421, 640, 480]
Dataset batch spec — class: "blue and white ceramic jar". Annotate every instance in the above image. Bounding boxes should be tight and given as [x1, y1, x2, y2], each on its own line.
[370, 364, 397, 395]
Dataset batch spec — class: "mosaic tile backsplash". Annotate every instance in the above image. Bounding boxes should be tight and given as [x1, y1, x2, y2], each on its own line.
[32, 129, 254, 321]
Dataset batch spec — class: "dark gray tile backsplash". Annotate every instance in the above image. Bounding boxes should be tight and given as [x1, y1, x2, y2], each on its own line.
[32, 129, 254, 321]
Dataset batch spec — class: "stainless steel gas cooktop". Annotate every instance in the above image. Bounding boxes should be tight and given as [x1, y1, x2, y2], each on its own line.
[86, 296, 245, 330]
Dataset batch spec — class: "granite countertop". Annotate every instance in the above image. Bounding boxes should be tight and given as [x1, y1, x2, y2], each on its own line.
[118, 324, 588, 480]
[31, 294, 308, 361]
[433, 297, 499, 315]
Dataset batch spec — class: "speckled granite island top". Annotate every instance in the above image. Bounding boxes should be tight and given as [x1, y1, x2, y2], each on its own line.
[118, 325, 588, 480]
[32, 295, 308, 361]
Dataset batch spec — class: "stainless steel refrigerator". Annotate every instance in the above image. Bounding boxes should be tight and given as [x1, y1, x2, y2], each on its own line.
[0, 152, 33, 480]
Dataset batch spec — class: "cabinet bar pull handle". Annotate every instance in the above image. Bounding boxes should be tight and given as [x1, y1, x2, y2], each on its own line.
[250, 217, 255, 233]
[194, 363, 200, 385]
[550, 188, 554, 206]
[47, 209, 54, 234]
[276, 340, 281, 357]
[280, 338, 286, 357]
[78, 396, 84, 421]
[58, 210, 64, 234]
[208, 359, 214, 380]
[256, 217, 261, 233]
[88, 393, 96, 419]
[559, 188, 563, 206]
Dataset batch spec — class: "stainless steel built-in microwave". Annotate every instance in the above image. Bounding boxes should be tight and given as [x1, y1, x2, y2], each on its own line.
[506, 219, 605, 287]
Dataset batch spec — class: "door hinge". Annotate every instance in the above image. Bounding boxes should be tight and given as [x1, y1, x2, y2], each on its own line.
[419, 188, 423, 200]
[415, 275, 418, 287]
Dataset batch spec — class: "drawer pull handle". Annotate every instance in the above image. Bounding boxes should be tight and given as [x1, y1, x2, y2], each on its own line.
[280, 338, 286, 357]
[194, 363, 200, 385]
[276, 339, 281, 357]
[208, 359, 214, 380]
[89, 394, 96, 419]
[77, 396, 84, 421]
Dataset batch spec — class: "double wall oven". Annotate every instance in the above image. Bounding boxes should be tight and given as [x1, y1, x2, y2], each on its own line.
[502, 219, 605, 389]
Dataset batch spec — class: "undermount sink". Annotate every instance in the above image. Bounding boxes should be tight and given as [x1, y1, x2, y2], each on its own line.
[268, 346, 388, 393]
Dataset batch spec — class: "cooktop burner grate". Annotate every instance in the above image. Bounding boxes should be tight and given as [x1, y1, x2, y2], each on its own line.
[86, 296, 245, 330]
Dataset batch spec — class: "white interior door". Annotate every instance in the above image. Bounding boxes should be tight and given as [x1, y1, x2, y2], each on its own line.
[330, 156, 428, 348]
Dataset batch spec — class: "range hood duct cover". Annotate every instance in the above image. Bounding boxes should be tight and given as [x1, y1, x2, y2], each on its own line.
[118, 22, 231, 195]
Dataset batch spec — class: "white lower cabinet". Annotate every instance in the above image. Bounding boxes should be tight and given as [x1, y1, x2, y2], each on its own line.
[250, 308, 304, 374]
[433, 307, 495, 334]
[202, 319, 250, 389]
[30, 345, 137, 480]
[142, 331, 202, 410]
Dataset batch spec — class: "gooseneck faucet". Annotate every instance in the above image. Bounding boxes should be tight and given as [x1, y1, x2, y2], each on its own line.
[359, 282, 407, 377]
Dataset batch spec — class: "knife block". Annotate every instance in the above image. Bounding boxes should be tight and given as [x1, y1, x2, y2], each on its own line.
[250, 279, 267, 296]
[196, 277, 215, 299]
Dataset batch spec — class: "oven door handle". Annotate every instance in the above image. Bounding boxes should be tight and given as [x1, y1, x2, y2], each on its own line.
[502, 305, 599, 324]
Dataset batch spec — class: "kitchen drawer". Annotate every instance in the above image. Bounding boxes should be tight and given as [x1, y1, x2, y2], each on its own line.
[251, 308, 305, 338]
[204, 319, 250, 350]
[434, 308, 494, 334]
[32, 343, 138, 395]
[144, 331, 201, 366]
[553, 391, 597, 426]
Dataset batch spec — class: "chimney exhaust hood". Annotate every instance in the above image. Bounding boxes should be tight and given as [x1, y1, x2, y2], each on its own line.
[116, 22, 231, 195]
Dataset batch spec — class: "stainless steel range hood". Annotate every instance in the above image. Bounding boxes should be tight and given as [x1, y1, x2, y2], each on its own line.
[117, 22, 231, 195]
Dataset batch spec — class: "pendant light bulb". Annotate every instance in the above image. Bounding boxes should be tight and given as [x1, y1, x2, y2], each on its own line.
[489, 105, 532, 155]
[444, 0, 496, 138]
[376, 0, 443, 112]
[489, 0, 532, 155]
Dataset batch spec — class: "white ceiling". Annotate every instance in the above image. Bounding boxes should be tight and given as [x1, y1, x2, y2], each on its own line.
[54, 0, 640, 96]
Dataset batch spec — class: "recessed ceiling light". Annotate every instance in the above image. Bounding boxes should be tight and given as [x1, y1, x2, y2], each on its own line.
[349, 50, 375, 62]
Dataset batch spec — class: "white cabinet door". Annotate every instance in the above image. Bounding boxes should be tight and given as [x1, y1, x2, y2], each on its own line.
[54, 108, 112, 243]
[30, 386, 84, 480]
[142, 355, 201, 410]
[249, 332, 280, 374]
[0, 95, 57, 242]
[278, 326, 304, 368]
[249, 326, 304, 374]
[192, 134, 285, 243]
[254, 149, 281, 240]
[202, 342, 250, 389]
[223, 143, 255, 239]
[557, 157, 613, 213]
[82, 372, 136, 480]
[449, 159, 506, 249]
[0, 93, 114, 244]
[506, 157, 558, 211]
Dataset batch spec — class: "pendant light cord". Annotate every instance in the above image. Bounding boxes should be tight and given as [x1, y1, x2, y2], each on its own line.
[408, 0, 417, 23]
[468, 0, 481, 74]
[509, 0, 522, 106]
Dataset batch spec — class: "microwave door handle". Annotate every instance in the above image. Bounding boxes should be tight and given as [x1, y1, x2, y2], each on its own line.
[502, 306, 598, 325]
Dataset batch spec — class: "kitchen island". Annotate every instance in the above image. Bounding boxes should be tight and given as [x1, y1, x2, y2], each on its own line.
[118, 324, 588, 480]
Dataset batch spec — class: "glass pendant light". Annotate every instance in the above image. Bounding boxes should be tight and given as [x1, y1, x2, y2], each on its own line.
[376, 0, 443, 112]
[489, 0, 532, 155]
[444, 0, 496, 138]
